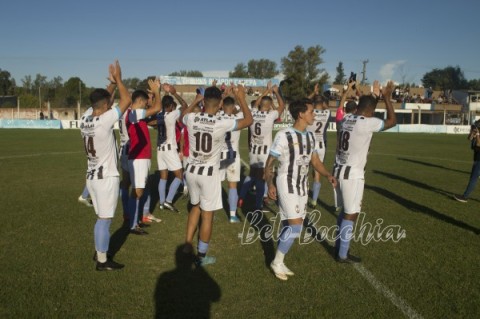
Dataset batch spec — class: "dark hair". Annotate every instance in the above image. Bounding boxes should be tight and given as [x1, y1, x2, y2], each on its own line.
[289, 99, 311, 121]
[162, 95, 176, 109]
[89, 89, 111, 107]
[204, 86, 222, 101]
[345, 101, 357, 113]
[261, 96, 273, 103]
[356, 95, 378, 113]
[132, 90, 149, 103]
[223, 96, 235, 106]
[312, 94, 327, 106]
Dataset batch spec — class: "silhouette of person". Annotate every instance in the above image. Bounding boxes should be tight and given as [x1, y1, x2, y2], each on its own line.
[155, 244, 221, 319]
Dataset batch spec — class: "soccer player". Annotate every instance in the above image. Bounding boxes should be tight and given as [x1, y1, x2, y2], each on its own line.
[80, 60, 131, 271]
[153, 83, 188, 212]
[266, 99, 337, 281]
[126, 79, 162, 235]
[118, 95, 131, 219]
[334, 80, 396, 263]
[182, 85, 253, 266]
[306, 84, 331, 208]
[238, 83, 285, 210]
[219, 95, 243, 223]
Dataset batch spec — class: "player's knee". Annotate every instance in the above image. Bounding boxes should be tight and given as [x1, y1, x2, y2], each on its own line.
[281, 224, 303, 240]
[343, 212, 359, 221]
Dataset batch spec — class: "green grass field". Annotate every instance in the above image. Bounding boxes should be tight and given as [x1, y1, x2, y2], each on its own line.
[0, 129, 479, 318]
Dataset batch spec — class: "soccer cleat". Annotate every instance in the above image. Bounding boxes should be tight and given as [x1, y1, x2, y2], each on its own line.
[164, 201, 179, 213]
[195, 255, 216, 267]
[96, 259, 124, 271]
[141, 217, 152, 224]
[138, 222, 150, 228]
[281, 263, 294, 276]
[336, 253, 362, 264]
[229, 216, 241, 223]
[146, 214, 162, 223]
[183, 185, 189, 196]
[237, 198, 244, 208]
[308, 199, 317, 208]
[453, 194, 468, 203]
[159, 203, 164, 210]
[129, 226, 149, 235]
[270, 262, 288, 281]
[78, 195, 93, 207]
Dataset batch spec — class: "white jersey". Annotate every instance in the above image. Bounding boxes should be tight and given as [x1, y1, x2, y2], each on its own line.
[249, 109, 279, 154]
[306, 109, 330, 147]
[334, 114, 384, 180]
[183, 112, 237, 175]
[270, 128, 318, 197]
[80, 105, 122, 180]
[118, 109, 130, 147]
[220, 111, 243, 159]
[156, 109, 180, 146]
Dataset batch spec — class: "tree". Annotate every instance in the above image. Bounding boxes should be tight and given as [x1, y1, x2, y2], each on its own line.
[229, 63, 249, 78]
[421, 66, 468, 91]
[21, 75, 32, 93]
[468, 79, 480, 91]
[229, 59, 279, 79]
[0, 69, 14, 95]
[168, 70, 203, 77]
[123, 77, 142, 90]
[63, 77, 86, 107]
[333, 62, 345, 84]
[281, 45, 329, 101]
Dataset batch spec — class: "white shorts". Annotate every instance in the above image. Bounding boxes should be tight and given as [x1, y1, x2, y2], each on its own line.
[186, 171, 222, 211]
[87, 176, 119, 218]
[120, 144, 129, 172]
[220, 157, 241, 182]
[336, 178, 364, 214]
[157, 147, 182, 171]
[249, 153, 268, 169]
[277, 181, 308, 220]
[128, 159, 151, 189]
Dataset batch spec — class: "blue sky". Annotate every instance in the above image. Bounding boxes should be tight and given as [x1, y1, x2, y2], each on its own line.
[1, 0, 479, 88]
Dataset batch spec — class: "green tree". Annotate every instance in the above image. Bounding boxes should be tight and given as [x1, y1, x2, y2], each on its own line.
[333, 62, 345, 84]
[21, 75, 32, 93]
[0, 69, 14, 95]
[123, 77, 142, 90]
[421, 66, 468, 90]
[229, 63, 249, 78]
[168, 70, 203, 77]
[281, 45, 329, 101]
[63, 77, 87, 107]
[468, 79, 480, 91]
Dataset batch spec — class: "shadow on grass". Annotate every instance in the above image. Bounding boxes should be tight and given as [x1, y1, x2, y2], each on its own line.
[154, 244, 221, 319]
[303, 216, 338, 260]
[365, 184, 480, 235]
[398, 157, 470, 175]
[108, 222, 129, 258]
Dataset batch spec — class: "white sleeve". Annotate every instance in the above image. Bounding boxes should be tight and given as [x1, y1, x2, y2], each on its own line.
[269, 132, 285, 158]
[103, 106, 121, 127]
[223, 118, 237, 132]
[182, 113, 190, 126]
[367, 118, 384, 132]
[128, 109, 146, 123]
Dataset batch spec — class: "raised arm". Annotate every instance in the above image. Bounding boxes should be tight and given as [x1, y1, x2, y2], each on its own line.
[254, 81, 272, 108]
[233, 84, 253, 130]
[336, 80, 355, 123]
[110, 60, 131, 114]
[146, 78, 162, 117]
[164, 83, 188, 112]
[308, 83, 320, 99]
[380, 80, 397, 131]
[272, 84, 285, 116]
[180, 93, 203, 123]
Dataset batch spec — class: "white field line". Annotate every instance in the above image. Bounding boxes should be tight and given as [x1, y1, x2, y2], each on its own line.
[0, 151, 82, 160]
[239, 150, 423, 319]
[353, 264, 423, 319]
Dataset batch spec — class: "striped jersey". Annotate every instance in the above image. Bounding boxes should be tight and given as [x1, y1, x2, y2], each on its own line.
[183, 112, 237, 175]
[126, 108, 151, 160]
[270, 128, 318, 196]
[306, 109, 330, 149]
[156, 109, 180, 147]
[220, 110, 243, 159]
[333, 114, 384, 180]
[118, 109, 130, 147]
[80, 105, 121, 180]
[249, 109, 279, 154]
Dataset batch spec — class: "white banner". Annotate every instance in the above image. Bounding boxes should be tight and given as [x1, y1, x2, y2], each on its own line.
[403, 103, 432, 110]
[158, 76, 280, 87]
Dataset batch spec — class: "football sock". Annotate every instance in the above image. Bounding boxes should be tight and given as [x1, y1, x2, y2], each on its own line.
[264, 181, 268, 198]
[239, 176, 253, 199]
[158, 179, 167, 205]
[166, 178, 182, 203]
[312, 182, 321, 203]
[254, 179, 265, 210]
[198, 240, 209, 257]
[81, 185, 89, 199]
[128, 196, 139, 229]
[94, 219, 112, 259]
[339, 219, 354, 259]
[96, 252, 107, 263]
[120, 188, 129, 216]
[140, 191, 150, 216]
[228, 188, 238, 216]
[335, 210, 345, 250]
[277, 223, 302, 256]
[272, 250, 285, 265]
